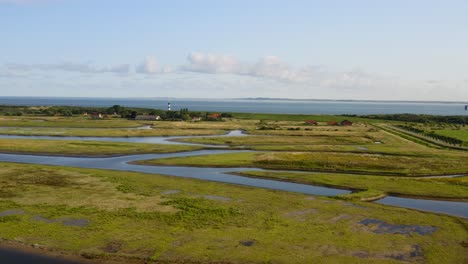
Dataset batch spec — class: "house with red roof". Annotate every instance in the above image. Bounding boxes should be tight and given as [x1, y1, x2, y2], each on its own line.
[305, 120, 318, 125]
[206, 113, 221, 120]
[340, 120, 353, 126]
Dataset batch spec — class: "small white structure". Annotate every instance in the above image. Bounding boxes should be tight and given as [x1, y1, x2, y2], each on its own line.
[135, 115, 160, 121]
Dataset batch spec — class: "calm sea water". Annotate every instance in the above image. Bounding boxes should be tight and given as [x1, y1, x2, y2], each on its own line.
[0, 97, 467, 115]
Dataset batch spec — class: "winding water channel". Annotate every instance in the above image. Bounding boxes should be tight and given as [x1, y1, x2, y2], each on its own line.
[0, 130, 466, 218]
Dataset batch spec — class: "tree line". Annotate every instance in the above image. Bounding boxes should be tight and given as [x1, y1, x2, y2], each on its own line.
[358, 114, 467, 125]
[396, 125, 463, 146]
[0, 104, 233, 121]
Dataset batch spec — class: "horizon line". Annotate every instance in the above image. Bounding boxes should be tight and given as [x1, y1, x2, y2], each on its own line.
[0, 96, 467, 104]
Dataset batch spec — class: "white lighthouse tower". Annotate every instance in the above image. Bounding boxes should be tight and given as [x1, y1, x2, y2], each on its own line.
[167, 102, 171, 111]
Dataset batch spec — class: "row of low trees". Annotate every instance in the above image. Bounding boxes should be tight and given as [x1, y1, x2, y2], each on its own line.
[108, 105, 232, 121]
[359, 114, 467, 125]
[396, 125, 463, 146]
[0, 104, 233, 122]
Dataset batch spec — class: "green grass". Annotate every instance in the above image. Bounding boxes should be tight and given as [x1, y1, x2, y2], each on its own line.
[435, 129, 468, 145]
[175, 134, 375, 146]
[0, 162, 466, 263]
[135, 151, 468, 176]
[0, 138, 202, 156]
[0, 116, 145, 128]
[0, 127, 227, 137]
[231, 112, 384, 123]
[235, 171, 468, 200]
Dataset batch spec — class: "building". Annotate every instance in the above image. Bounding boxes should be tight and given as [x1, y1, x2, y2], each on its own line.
[305, 120, 318, 125]
[207, 113, 221, 120]
[90, 112, 102, 119]
[327, 121, 338, 126]
[340, 120, 353, 126]
[191, 117, 202, 121]
[135, 115, 160, 121]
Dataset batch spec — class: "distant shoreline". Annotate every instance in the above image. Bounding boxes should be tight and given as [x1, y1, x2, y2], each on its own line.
[0, 96, 467, 104]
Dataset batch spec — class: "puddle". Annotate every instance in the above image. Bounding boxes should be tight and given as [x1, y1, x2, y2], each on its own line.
[135, 125, 152, 130]
[0, 209, 25, 217]
[352, 251, 369, 258]
[352, 245, 424, 262]
[386, 245, 424, 261]
[161, 190, 181, 195]
[31, 215, 56, 223]
[31, 215, 90, 227]
[61, 218, 90, 227]
[330, 214, 352, 223]
[374, 141, 382, 144]
[103, 241, 122, 253]
[200, 195, 231, 201]
[341, 202, 368, 209]
[359, 219, 437, 236]
[284, 209, 317, 221]
[239, 240, 256, 247]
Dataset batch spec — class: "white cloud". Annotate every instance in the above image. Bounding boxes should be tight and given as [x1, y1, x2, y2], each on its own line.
[3, 53, 465, 101]
[249, 56, 300, 82]
[182, 52, 243, 74]
[136, 56, 159, 74]
[181, 52, 301, 82]
[136, 56, 173, 74]
[180, 52, 395, 89]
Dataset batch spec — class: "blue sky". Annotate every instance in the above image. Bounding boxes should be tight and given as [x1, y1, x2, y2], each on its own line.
[0, 0, 467, 101]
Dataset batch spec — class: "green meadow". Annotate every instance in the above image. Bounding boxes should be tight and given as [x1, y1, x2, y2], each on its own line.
[0, 163, 466, 264]
[0, 113, 467, 263]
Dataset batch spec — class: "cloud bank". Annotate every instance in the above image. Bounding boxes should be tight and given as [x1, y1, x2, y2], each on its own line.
[6, 62, 130, 74]
[178, 52, 394, 90]
[2, 52, 464, 101]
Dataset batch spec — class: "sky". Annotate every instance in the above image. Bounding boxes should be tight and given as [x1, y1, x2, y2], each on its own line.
[0, 0, 467, 101]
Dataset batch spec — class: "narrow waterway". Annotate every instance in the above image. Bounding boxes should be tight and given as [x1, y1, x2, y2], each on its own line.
[0, 129, 245, 146]
[0, 130, 466, 218]
[1, 131, 467, 263]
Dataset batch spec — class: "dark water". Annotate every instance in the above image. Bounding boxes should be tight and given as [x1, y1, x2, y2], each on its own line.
[376, 196, 468, 218]
[0, 131, 465, 217]
[0, 248, 83, 264]
[0, 150, 350, 197]
[1, 97, 467, 115]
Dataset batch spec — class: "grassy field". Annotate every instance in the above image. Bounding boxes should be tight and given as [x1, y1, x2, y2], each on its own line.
[434, 129, 468, 146]
[0, 162, 466, 263]
[231, 112, 382, 123]
[176, 134, 375, 146]
[136, 150, 468, 176]
[235, 171, 468, 200]
[0, 127, 227, 137]
[0, 138, 202, 156]
[175, 124, 468, 156]
[0, 116, 145, 128]
[397, 123, 468, 147]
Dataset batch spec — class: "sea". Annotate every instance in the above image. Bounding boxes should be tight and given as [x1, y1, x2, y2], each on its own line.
[0, 97, 467, 116]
